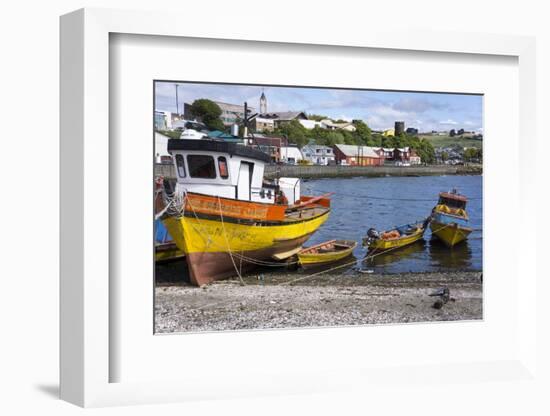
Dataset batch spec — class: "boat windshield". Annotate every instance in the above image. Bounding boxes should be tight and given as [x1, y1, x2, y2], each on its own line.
[439, 196, 466, 209]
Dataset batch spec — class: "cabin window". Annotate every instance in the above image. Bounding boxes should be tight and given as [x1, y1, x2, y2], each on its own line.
[218, 156, 229, 179]
[187, 155, 216, 179]
[439, 197, 466, 209]
[175, 154, 186, 178]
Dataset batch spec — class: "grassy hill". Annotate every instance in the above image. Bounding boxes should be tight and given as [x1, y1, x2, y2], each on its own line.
[419, 134, 483, 149]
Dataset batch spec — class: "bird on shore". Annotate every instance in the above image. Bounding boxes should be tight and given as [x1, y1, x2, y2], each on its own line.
[429, 287, 453, 309]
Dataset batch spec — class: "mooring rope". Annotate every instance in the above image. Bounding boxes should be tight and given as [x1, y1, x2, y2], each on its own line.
[158, 182, 477, 291]
[279, 222, 454, 286]
[217, 196, 246, 286]
[191, 222, 456, 311]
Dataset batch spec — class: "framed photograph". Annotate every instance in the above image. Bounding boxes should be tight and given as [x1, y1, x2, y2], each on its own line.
[60, 8, 537, 407]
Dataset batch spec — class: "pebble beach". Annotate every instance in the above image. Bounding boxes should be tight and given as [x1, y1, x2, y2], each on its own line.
[155, 263, 482, 333]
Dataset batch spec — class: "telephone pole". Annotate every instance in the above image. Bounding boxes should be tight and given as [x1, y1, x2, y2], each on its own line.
[175, 84, 179, 115]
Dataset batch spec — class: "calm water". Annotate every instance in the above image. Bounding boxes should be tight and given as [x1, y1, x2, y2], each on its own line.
[302, 175, 483, 273]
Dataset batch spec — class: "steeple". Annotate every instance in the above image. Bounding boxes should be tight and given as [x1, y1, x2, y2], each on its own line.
[260, 89, 267, 114]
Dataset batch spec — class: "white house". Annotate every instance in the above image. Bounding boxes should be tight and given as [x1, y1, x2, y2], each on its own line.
[302, 144, 335, 165]
[280, 146, 304, 164]
[298, 119, 325, 130]
[321, 119, 356, 132]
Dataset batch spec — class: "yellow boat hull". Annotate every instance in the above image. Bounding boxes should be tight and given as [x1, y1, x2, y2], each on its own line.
[430, 220, 472, 247]
[298, 241, 357, 268]
[368, 228, 425, 251]
[163, 209, 330, 285]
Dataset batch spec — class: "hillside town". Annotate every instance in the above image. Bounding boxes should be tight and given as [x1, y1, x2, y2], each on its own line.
[154, 90, 482, 167]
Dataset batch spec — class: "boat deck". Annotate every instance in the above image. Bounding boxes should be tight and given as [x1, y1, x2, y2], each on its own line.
[283, 206, 329, 222]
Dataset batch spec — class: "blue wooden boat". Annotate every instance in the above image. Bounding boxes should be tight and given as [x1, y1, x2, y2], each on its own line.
[155, 219, 185, 261]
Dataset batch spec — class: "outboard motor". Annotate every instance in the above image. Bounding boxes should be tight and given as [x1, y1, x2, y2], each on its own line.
[367, 228, 380, 239]
[363, 227, 380, 247]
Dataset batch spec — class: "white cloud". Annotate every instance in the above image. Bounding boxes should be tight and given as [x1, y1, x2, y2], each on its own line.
[439, 119, 458, 125]
[337, 115, 353, 122]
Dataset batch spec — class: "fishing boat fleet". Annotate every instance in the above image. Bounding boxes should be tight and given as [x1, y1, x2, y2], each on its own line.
[362, 189, 473, 252]
[155, 130, 475, 286]
[362, 189, 472, 252]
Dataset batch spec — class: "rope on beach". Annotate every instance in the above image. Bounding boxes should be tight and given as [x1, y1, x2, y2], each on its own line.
[279, 222, 455, 286]
[170, 185, 479, 289]
[191, 223, 459, 311]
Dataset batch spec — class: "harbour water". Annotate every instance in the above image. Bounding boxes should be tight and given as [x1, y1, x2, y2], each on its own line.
[302, 175, 483, 273]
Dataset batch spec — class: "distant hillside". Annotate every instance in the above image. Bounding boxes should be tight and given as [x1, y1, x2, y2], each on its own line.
[419, 134, 483, 149]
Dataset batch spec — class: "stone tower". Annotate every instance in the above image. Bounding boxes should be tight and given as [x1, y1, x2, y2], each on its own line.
[260, 90, 267, 114]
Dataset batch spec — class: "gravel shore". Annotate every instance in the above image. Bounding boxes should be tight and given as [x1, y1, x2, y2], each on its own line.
[155, 263, 482, 333]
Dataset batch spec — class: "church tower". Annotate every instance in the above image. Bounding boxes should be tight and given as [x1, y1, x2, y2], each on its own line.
[260, 89, 267, 114]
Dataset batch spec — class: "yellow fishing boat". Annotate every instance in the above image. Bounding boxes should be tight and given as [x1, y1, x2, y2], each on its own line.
[297, 240, 357, 268]
[363, 220, 428, 252]
[156, 138, 331, 286]
[430, 190, 472, 247]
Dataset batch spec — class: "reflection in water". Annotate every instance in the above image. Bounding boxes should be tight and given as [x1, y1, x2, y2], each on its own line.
[364, 240, 426, 269]
[428, 238, 474, 269]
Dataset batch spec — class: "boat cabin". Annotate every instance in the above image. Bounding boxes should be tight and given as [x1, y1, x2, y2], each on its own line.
[167, 138, 301, 204]
[438, 191, 468, 209]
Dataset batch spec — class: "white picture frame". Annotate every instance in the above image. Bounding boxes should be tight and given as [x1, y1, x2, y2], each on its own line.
[60, 8, 537, 407]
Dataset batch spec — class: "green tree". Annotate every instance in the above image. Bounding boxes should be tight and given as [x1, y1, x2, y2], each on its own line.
[339, 130, 356, 145]
[353, 120, 372, 145]
[275, 119, 309, 147]
[323, 131, 345, 146]
[307, 114, 329, 122]
[370, 134, 383, 147]
[189, 99, 225, 131]
[414, 139, 435, 164]
[463, 147, 480, 161]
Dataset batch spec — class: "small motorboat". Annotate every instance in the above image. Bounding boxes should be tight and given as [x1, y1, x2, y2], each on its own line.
[430, 189, 472, 247]
[363, 219, 429, 252]
[297, 239, 357, 268]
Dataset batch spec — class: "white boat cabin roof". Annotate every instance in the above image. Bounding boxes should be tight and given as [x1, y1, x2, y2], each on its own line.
[167, 138, 298, 204]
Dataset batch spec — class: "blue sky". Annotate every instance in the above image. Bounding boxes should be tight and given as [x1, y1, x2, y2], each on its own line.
[155, 81, 483, 133]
